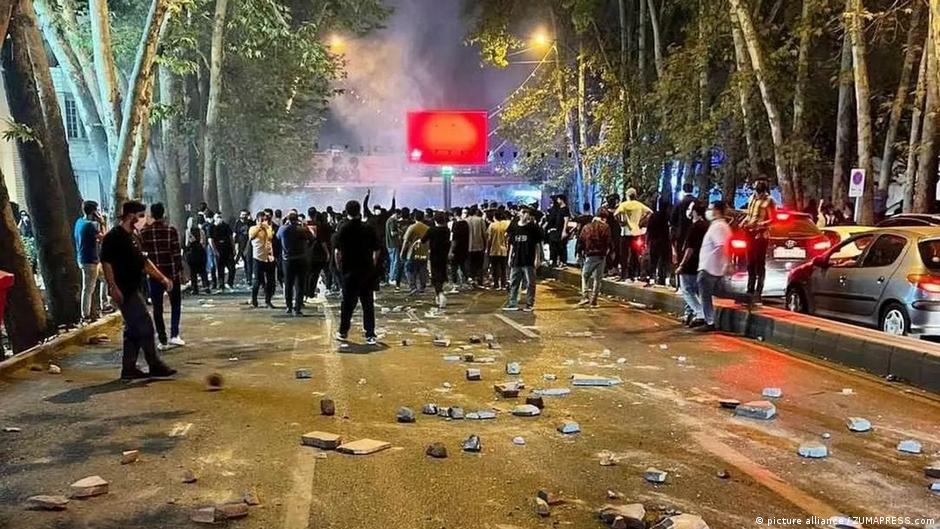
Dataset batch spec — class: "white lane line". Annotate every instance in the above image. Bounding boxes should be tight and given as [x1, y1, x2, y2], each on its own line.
[494, 313, 540, 339]
[281, 449, 317, 529]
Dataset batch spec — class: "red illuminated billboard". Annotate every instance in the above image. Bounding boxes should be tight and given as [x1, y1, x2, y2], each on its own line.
[406, 110, 488, 166]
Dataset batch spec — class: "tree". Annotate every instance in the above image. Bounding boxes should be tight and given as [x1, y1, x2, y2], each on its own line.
[201, 0, 228, 213]
[832, 32, 853, 210]
[847, 0, 875, 225]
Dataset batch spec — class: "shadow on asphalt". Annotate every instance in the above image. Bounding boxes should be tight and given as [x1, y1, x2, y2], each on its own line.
[337, 342, 390, 354]
[44, 379, 151, 404]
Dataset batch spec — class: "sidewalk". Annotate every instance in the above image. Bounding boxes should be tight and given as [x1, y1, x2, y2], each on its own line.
[545, 267, 940, 394]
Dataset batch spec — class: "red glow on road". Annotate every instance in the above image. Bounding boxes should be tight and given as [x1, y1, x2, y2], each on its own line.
[406, 110, 488, 165]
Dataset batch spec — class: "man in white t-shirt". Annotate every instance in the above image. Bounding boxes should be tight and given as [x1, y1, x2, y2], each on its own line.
[695, 201, 733, 332]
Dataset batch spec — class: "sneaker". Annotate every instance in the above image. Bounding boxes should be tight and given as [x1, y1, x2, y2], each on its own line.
[438, 293, 447, 309]
[157, 342, 169, 351]
[693, 323, 716, 333]
[522, 306, 534, 312]
[501, 305, 520, 312]
[285, 307, 294, 315]
[365, 336, 378, 346]
[447, 287, 459, 295]
[148, 367, 177, 378]
[577, 299, 591, 307]
[169, 336, 186, 347]
[120, 368, 149, 381]
[683, 312, 695, 327]
[334, 332, 348, 342]
[689, 319, 706, 329]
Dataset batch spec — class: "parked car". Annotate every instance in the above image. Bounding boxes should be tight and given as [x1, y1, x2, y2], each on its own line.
[785, 227, 940, 337]
[877, 213, 940, 228]
[821, 225, 873, 247]
[726, 210, 832, 297]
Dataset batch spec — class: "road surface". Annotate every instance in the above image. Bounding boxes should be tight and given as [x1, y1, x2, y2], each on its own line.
[1, 279, 938, 529]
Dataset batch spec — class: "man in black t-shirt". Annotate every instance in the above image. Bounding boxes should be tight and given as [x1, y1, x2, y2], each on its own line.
[675, 200, 709, 328]
[208, 213, 236, 289]
[100, 200, 177, 380]
[503, 207, 543, 312]
[424, 211, 451, 310]
[333, 200, 381, 345]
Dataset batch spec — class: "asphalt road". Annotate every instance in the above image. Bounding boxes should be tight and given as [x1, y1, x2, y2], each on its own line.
[1, 278, 939, 529]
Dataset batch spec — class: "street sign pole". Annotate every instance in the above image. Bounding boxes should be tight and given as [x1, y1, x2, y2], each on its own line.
[849, 168, 865, 224]
[441, 166, 454, 210]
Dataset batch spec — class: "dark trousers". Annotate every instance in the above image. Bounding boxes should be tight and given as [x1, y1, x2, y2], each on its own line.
[468, 251, 484, 284]
[339, 274, 376, 338]
[242, 247, 254, 285]
[490, 255, 507, 289]
[214, 249, 235, 287]
[189, 264, 209, 294]
[284, 258, 308, 312]
[747, 236, 769, 298]
[619, 236, 640, 280]
[431, 260, 447, 295]
[307, 261, 326, 297]
[548, 230, 566, 266]
[148, 278, 181, 343]
[450, 257, 467, 285]
[608, 232, 621, 272]
[251, 259, 276, 305]
[118, 292, 168, 374]
[648, 243, 671, 286]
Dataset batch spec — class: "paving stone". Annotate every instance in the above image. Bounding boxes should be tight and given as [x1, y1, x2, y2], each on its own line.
[443, 355, 460, 362]
[598, 503, 646, 528]
[422, 404, 438, 415]
[526, 396, 545, 409]
[474, 356, 496, 363]
[216, 502, 249, 520]
[242, 491, 261, 506]
[465, 368, 482, 381]
[462, 352, 475, 362]
[191, 507, 217, 524]
[465, 412, 479, 420]
[494, 382, 521, 398]
[924, 461, 940, 479]
[426, 442, 448, 458]
[513, 436, 526, 445]
[897, 439, 922, 454]
[644, 467, 667, 483]
[543, 374, 557, 381]
[437, 407, 450, 418]
[798, 441, 828, 458]
[295, 369, 312, 379]
[929, 481, 940, 493]
[69, 476, 109, 498]
[650, 513, 710, 529]
[571, 374, 622, 386]
[120, 450, 139, 465]
[761, 387, 782, 398]
[462, 434, 482, 452]
[468, 409, 496, 420]
[734, 400, 776, 420]
[557, 421, 581, 434]
[535, 497, 551, 517]
[448, 407, 465, 420]
[337, 439, 392, 455]
[484, 333, 495, 342]
[845, 417, 871, 432]
[717, 398, 740, 409]
[534, 388, 571, 397]
[396, 407, 417, 423]
[433, 338, 451, 347]
[24, 495, 69, 511]
[320, 398, 336, 416]
[506, 362, 521, 375]
[512, 404, 541, 417]
[301, 431, 343, 450]
[182, 470, 198, 483]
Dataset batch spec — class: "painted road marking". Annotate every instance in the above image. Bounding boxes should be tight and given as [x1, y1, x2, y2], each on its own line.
[281, 449, 317, 529]
[494, 314, 540, 339]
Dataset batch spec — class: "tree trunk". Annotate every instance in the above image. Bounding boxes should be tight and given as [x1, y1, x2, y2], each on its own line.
[202, 0, 229, 213]
[730, 18, 760, 180]
[88, 0, 122, 158]
[847, 0, 875, 225]
[729, 0, 795, 206]
[637, 0, 647, 90]
[833, 32, 854, 209]
[903, 36, 929, 213]
[217, 159, 235, 218]
[0, 0, 13, 43]
[790, 0, 816, 210]
[161, 68, 186, 232]
[4, 4, 82, 326]
[879, 2, 923, 197]
[914, 38, 938, 214]
[578, 38, 592, 209]
[110, 0, 170, 218]
[646, 0, 664, 79]
[931, 0, 940, 86]
[618, 0, 630, 175]
[129, 73, 157, 200]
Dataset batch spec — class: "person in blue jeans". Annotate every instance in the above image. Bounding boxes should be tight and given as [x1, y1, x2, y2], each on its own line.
[695, 201, 733, 332]
[675, 200, 709, 327]
[503, 207, 543, 312]
[140, 203, 185, 348]
[74, 200, 104, 322]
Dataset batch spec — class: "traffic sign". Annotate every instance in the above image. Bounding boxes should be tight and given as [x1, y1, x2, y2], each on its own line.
[849, 168, 865, 198]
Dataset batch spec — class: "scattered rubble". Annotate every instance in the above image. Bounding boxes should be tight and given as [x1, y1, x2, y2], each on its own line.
[644, 467, 667, 483]
[717, 399, 740, 409]
[192, 503, 249, 524]
[494, 382, 521, 398]
[120, 450, 139, 465]
[929, 482, 940, 493]
[651, 513, 710, 529]
[599, 451, 617, 466]
[337, 439, 392, 455]
[525, 396, 545, 409]
[320, 398, 336, 416]
[557, 422, 581, 434]
[24, 495, 69, 511]
[400, 339, 412, 346]
[3, 427, 22, 433]
[716, 469, 730, 479]
[761, 387, 782, 398]
[422, 404, 438, 415]
[543, 374, 557, 381]
[182, 470, 198, 483]
[295, 369, 312, 379]
[448, 407, 465, 420]
[69, 476, 109, 498]
[534, 497, 551, 517]
[396, 407, 417, 423]
[734, 400, 776, 420]
[48, 364, 62, 375]
[797, 441, 828, 458]
[511, 404, 541, 417]
[506, 362, 521, 375]
[468, 335, 483, 344]
[302, 431, 343, 450]
[897, 439, 922, 454]
[845, 417, 871, 432]
[467, 410, 497, 420]
[433, 338, 451, 347]
[606, 490, 623, 499]
[205, 373, 223, 391]
[571, 374, 622, 386]
[924, 461, 940, 479]
[534, 388, 571, 397]
[462, 434, 482, 452]
[426, 442, 448, 458]
[513, 436, 526, 445]
[242, 491, 261, 506]
[466, 368, 482, 381]
[598, 503, 646, 529]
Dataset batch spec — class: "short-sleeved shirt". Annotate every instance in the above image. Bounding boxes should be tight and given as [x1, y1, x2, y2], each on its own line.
[467, 216, 486, 252]
[678, 219, 709, 275]
[249, 223, 275, 262]
[334, 218, 379, 276]
[209, 222, 234, 253]
[100, 226, 146, 296]
[698, 219, 732, 277]
[509, 222, 543, 267]
[487, 220, 510, 257]
[74, 217, 100, 264]
[425, 225, 451, 265]
[614, 200, 652, 236]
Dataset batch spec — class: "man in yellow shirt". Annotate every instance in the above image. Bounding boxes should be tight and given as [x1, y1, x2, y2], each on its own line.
[614, 188, 652, 281]
[248, 212, 276, 308]
[486, 211, 511, 289]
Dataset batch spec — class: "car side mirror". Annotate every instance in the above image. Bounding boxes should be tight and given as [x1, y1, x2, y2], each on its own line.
[813, 256, 830, 268]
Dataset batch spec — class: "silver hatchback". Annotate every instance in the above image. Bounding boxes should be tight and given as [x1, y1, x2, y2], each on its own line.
[785, 227, 940, 338]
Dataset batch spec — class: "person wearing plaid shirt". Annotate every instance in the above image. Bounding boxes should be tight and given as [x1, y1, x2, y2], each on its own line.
[140, 203, 186, 349]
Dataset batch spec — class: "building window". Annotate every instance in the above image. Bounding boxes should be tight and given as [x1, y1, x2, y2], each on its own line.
[64, 98, 83, 139]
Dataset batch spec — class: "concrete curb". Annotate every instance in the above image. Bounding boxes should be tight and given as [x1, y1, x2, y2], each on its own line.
[0, 314, 121, 376]
[543, 267, 940, 394]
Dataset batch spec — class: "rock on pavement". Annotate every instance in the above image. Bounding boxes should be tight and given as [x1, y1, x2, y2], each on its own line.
[301, 431, 343, 450]
[734, 400, 776, 420]
[651, 513, 710, 529]
[24, 495, 69, 511]
[797, 441, 828, 458]
[426, 442, 448, 458]
[845, 417, 871, 432]
[512, 404, 541, 417]
[69, 476, 109, 498]
[598, 503, 646, 529]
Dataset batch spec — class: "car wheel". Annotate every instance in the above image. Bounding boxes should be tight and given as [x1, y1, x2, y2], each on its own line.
[880, 303, 910, 337]
[785, 286, 808, 314]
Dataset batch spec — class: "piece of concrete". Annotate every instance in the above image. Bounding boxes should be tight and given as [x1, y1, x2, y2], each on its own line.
[320, 398, 336, 416]
[426, 442, 448, 458]
[484, 333, 495, 342]
[182, 470, 198, 483]
[535, 497, 551, 517]
[543, 374, 557, 381]
[433, 338, 451, 347]
[242, 490, 261, 506]
[448, 407, 465, 420]
[534, 388, 571, 397]
[468, 409, 496, 420]
[506, 362, 521, 375]
[295, 369, 312, 379]
[734, 400, 776, 420]
[422, 403, 438, 415]
[598, 504, 646, 528]
[466, 368, 482, 381]
[571, 374, 622, 386]
[761, 387, 782, 398]
[24, 495, 69, 511]
[3, 427, 22, 433]
[120, 450, 139, 465]
[48, 364, 62, 374]
[644, 467, 667, 483]
[494, 382, 521, 398]
[897, 439, 922, 454]
[846, 417, 871, 432]
[526, 395, 545, 409]
[191, 507, 217, 524]
[512, 404, 541, 417]
[468, 335, 483, 344]
[216, 502, 249, 520]
[462, 352, 475, 362]
[462, 434, 482, 452]
[929, 481, 940, 493]
[924, 461, 940, 479]
[557, 422, 581, 434]
[396, 407, 416, 423]
[301, 431, 343, 450]
[650, 513, 710, 529]
[717, 398, 740, 409]
[798, 441, 828, 458]
[599, 452, 617, 466]
[69, 476, 109, 498]
[337, 439, 392, 455]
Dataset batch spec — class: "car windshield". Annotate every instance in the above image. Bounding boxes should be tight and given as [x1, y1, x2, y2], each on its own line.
[830, 235, 874, 268]
[770, 217, 819, 238]
[919, 240, 940, 270]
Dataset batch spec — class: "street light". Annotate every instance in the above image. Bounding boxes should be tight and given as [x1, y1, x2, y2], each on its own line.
[531, 28, 551, 47]
[328, 34, 345, 52]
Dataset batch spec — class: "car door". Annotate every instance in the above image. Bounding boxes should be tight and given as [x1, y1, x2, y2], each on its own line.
[844, 234, 909, 320]
[810, 234, 876, 317]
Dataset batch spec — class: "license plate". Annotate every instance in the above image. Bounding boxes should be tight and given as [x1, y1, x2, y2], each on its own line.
[773, 247, 806, 259]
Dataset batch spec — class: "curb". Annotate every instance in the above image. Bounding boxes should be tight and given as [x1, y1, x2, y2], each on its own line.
[0, 314, 121, 377]
[544, 267, 940, 394]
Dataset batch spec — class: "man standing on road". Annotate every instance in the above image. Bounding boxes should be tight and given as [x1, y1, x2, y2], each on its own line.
[696, 201, 733, 333]
[140, 203, 185, 349]
[75, 200, 104, 322]
[646, 197, 672, 286]
[277, 211, 313, 316]
[401, 210, 430, 295]
[209, 213, 236, 290]
[670, 183, 696, 264]
[467, 206, 487, 287]
[450, 208, 470, 290]
[425, 211, 451, 310]
[100, 200, 177, 380]
[249, 211, 276, 308]
[676, 200, 709, 327]
[614, 188, 652, 282]
[743, 177, 776, 305]
[545, 194, 571, 268]
[385, 208, 402, 286]
[334, 200, 381, 345]
[486, 210, 510, 290]
[577, 208, 612, 307]
[504, 207, 543, 312]
[234, 209, 254, 287]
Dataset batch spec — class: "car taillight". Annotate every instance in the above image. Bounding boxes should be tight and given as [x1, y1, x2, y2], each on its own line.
[776, 212, 791, 222]
[812, 240, 831, 251]
[730, 238, 747, 251]
[908, 274, 940, 293]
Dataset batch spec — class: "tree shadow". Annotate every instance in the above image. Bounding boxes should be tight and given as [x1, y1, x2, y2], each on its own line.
[44, 379, 149, 405]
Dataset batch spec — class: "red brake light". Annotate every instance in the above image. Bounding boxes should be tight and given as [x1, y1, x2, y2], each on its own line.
[730, 238, 748, 250]
[812, 240, 831, 251]
[908, 274, 940, 293]
[775, 212, 791, 222]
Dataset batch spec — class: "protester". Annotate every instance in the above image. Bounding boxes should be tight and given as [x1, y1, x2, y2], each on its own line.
[305, 209, 331, 300]
[140, 203, 185, 349]
[425, 211, 451, 310]
[385, 208, 403, 286]
[234, 209, 254, 286]
[249, 211, 276, 308]
[696, 201, 733, 333]
[504, 206, 543, 312]
[646, 196, 672, 286]
[670, 183, 696, 269]
[467, 207, 487, 286]
[17, 210, 33, 238]
[614, 188, 652, 281]
[208, 213, 236, 290]
[577, 208, 612, 307]
[100, 200, 176, 379]
[545, 194, 571, 267]
[742, 177, 776, 304]
[185, 225, 210, 295]
[401, 210, 430, 295]
[604, 194, 622, 274]
[486, 210, 510, 290]
[277, 211, 313, 315]
[74, 200, 104, 322]
[333, 200, 381, 345]
[450, 208, 470, 289]
[676, 200, 709, 328]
